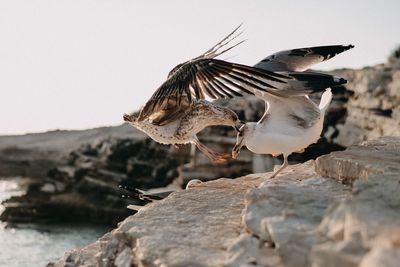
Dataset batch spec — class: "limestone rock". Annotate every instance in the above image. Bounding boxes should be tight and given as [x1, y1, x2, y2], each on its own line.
[50, 137, 400, 267]
[310, 241, 366, 267]
[310, 136, 400, 267]
[334, 65, 400, 147]
[51, 176, 262, 267]
[224, 234, 282, 267]
[315, 136, 400, 183]
[235, 162, 350, 267]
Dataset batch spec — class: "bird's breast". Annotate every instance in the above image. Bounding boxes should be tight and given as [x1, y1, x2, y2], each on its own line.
[246, 121, 324, 156]
[133, 120, 188, 145]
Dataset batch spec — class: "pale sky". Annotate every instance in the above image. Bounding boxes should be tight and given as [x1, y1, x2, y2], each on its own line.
[1, 0, 399, 135]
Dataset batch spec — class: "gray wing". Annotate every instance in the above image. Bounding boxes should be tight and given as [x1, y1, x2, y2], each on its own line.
[258, 94, 321, 129]
[254, 45, 354, 72]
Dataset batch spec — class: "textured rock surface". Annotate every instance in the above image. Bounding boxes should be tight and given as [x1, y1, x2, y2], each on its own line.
[315, 136, 400, 183]
[50, 175, 261, 267]
[311, 137, 400, 267]
[227, 162, 350, 267]
[50, 136, 400, 267]
[334, 64, 400, 147]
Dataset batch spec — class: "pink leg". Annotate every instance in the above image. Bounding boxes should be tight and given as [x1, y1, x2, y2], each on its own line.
[269, 155, 288, 178]
[193, 137, 230, 164]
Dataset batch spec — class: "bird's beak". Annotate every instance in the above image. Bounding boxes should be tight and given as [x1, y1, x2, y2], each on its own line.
[232, 143, 242, 159]
[232, 146, 239, 159]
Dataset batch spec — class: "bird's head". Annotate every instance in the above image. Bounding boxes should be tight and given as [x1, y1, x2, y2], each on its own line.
[232, 123, 251, 159]
[211, 106, 244, 131]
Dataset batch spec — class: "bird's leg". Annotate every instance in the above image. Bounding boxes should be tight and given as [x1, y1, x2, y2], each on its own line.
[189, 143, 197, 168]
[193, 137, 230, 165]
[269, 155, 288, 179]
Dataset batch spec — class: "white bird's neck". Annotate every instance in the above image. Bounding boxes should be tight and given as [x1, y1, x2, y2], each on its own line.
[244, 122, 257, 143]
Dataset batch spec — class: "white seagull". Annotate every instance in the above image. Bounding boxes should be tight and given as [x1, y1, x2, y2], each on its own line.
[124, 25, 350, 164]
[232, 44, 354, 178]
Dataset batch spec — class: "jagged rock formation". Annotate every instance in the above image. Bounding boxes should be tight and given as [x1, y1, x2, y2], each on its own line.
[49, 136, 400, 267]
[0, 138, 187, 225]
[0, 125, 141, 178]
[334, 64, 400, 147]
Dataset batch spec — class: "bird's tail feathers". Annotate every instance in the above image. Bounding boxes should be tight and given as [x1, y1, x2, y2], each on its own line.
[319, 88, 333, 112]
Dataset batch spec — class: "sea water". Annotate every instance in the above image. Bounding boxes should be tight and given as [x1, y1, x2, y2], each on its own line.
[0, 178, 109, 267]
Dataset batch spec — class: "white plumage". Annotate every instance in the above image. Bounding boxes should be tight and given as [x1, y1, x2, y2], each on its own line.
[232, 89, 333, 178]
[230, 43, 355, 178]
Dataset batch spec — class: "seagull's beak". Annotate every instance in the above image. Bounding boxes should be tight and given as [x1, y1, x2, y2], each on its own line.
[232, 138, 244, 159]
[232, 144, 241, 159]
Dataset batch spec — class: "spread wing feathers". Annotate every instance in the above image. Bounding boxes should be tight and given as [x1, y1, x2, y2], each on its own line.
[195, 23, 245, 61]
[254, 45, 355, 72]
[167, 24, 244, 79]
[138, 58, 296, 121]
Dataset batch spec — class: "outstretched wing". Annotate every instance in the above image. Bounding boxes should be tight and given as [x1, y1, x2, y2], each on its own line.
[254, 45, 354, 72]
[138, 58, 294, 121]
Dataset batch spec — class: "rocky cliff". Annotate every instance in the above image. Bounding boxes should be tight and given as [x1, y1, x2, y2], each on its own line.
[0, 125, 142, 178]
[0, 137, 187, 224]
[333, 64, 400, 147]
[49, 136, 400, 267]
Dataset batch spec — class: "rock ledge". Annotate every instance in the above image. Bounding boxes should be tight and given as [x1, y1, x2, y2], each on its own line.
[50, 137, 400, 267]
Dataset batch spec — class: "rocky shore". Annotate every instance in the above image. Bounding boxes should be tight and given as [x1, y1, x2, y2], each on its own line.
[49, 136, 400, 267]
